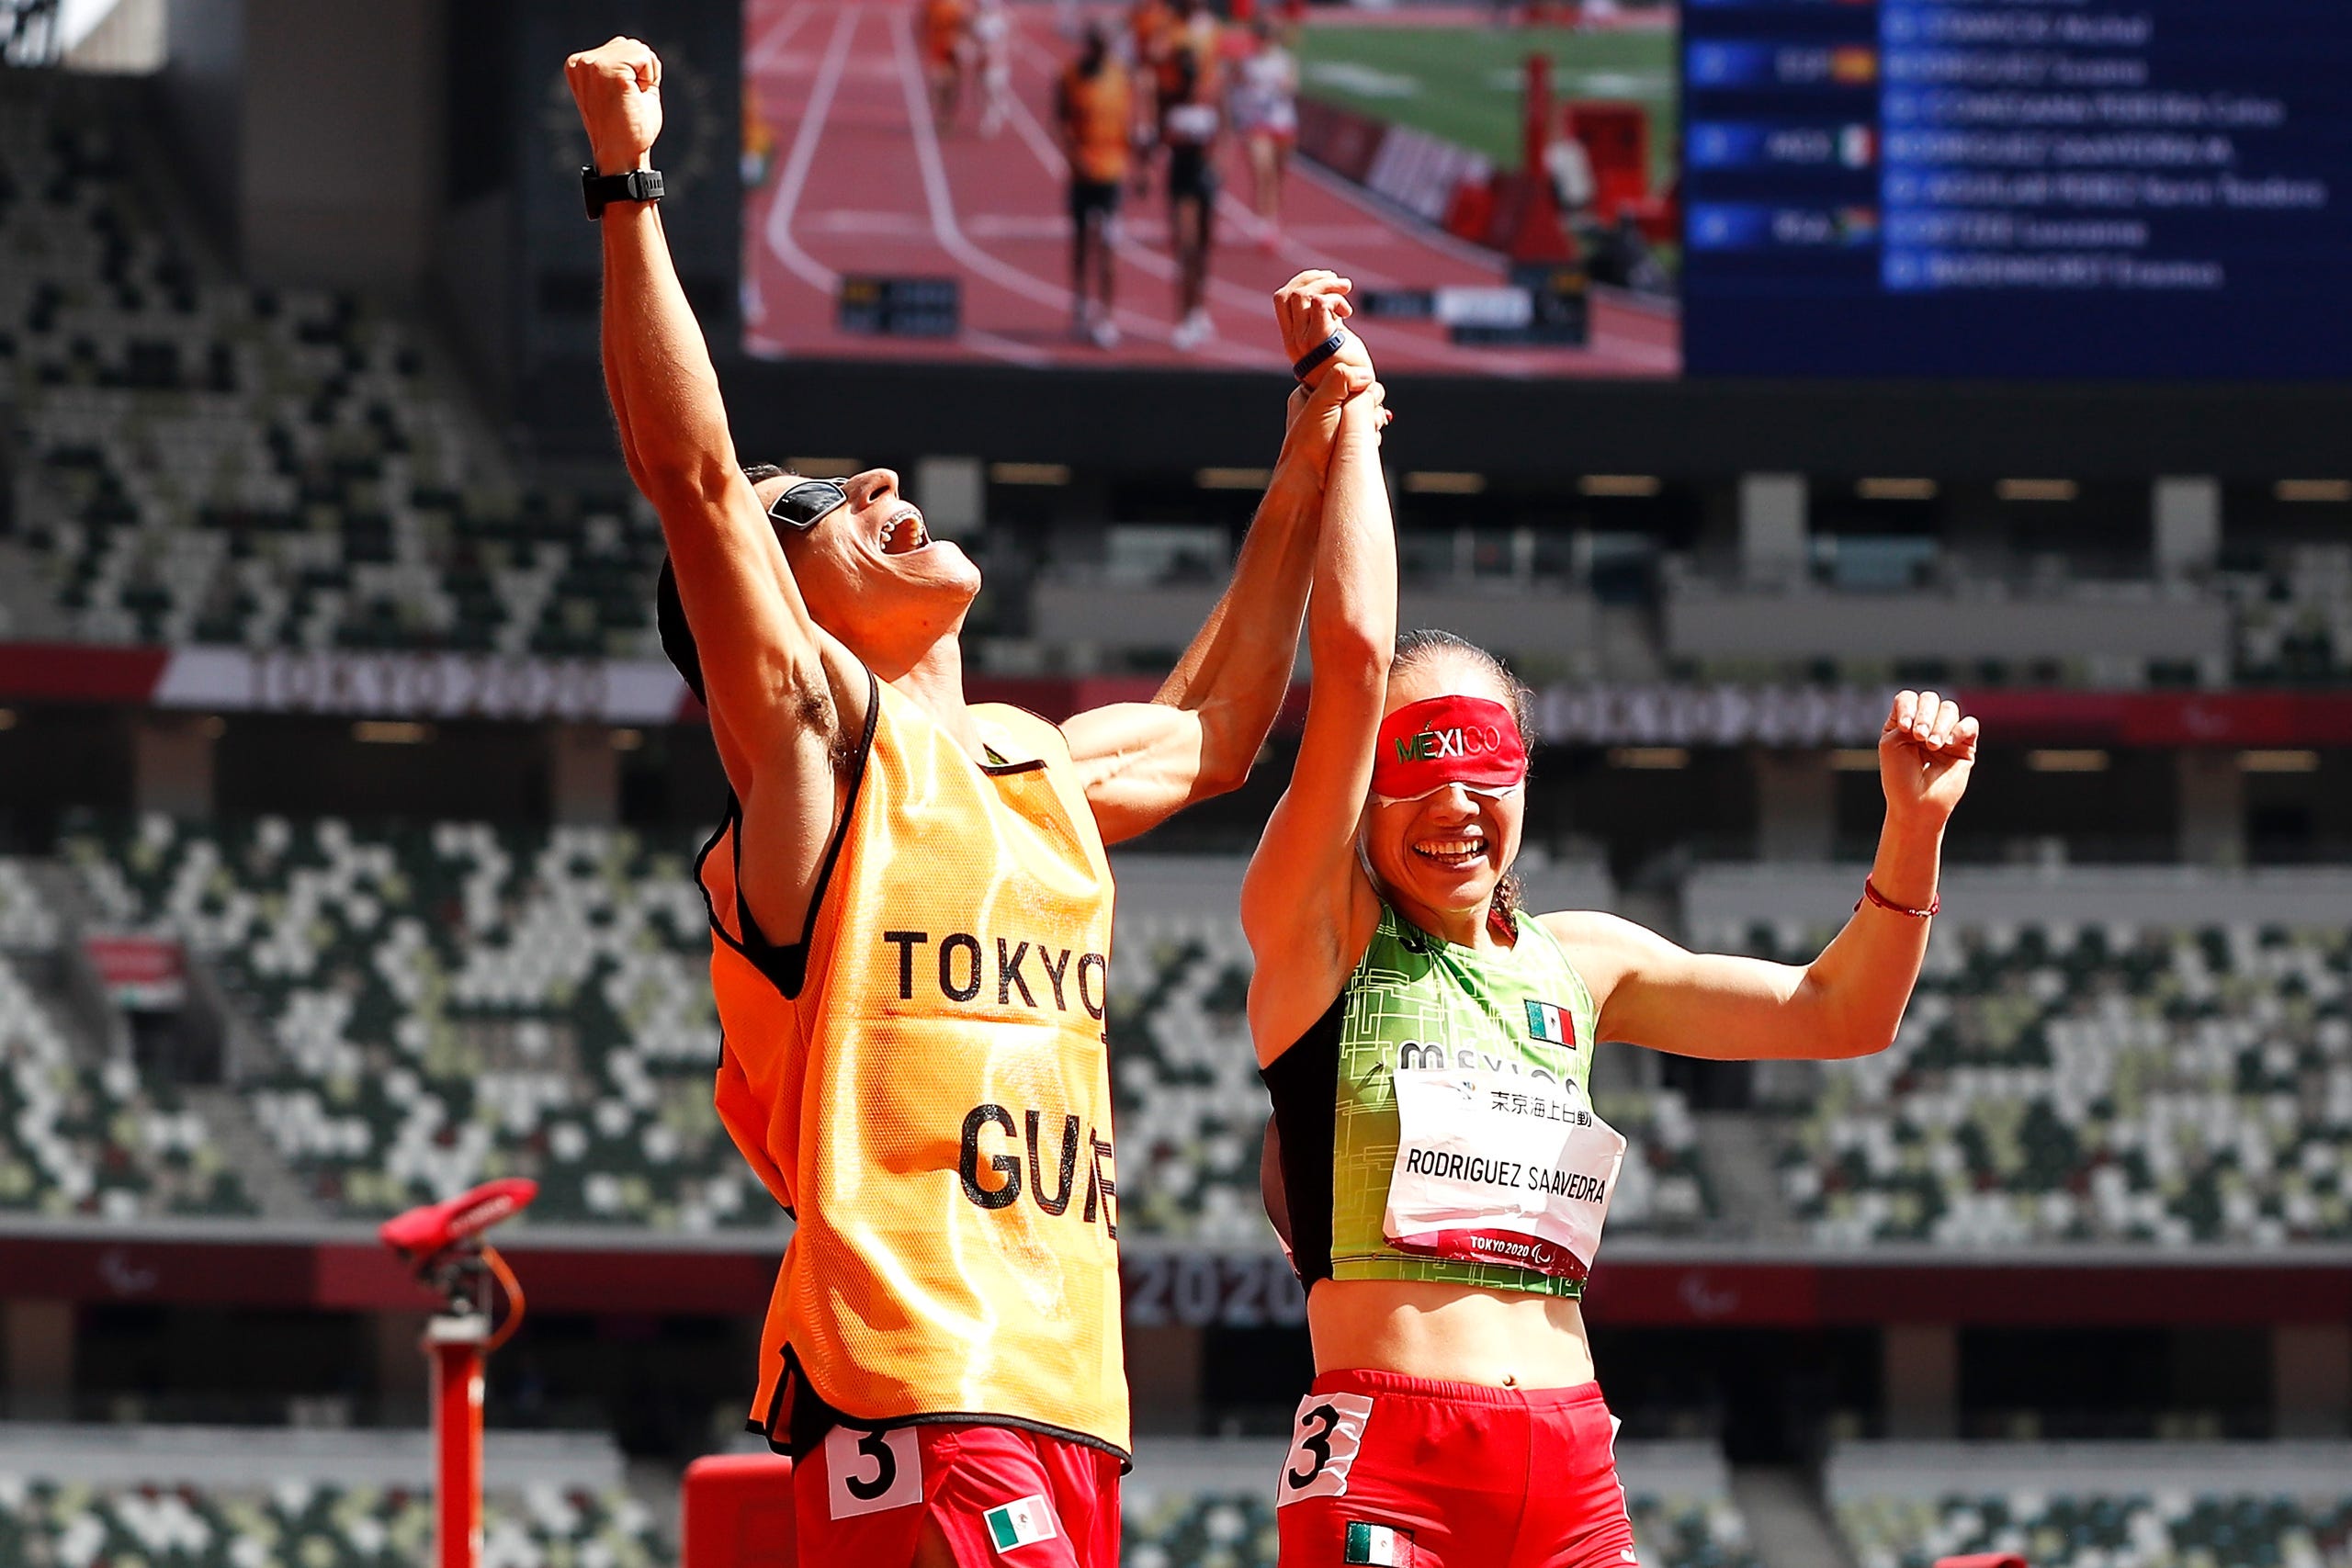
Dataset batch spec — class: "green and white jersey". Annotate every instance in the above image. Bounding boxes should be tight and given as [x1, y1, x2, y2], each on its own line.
[1261, 900, 1603, 1298]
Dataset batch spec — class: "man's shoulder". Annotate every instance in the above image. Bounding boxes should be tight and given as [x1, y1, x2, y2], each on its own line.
[970, 703, 1070, 763]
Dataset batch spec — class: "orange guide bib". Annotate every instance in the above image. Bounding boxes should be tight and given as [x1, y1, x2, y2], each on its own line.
[701, 681, 1127, 1458]
[1061, 63, 1133, 185]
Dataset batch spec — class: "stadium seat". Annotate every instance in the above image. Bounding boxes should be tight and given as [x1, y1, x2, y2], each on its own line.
[60, 817, 1716, 1236]
[1716, 919, 2352, 1246]
[1830, 1440, 2352, 1568]
[0, 81, 668, 657]
[65, 813, 749, 1228]
[0, 1475, 667, 1568]
[2225, 544, 2352, 684]
[1840, 1485, 2352, 1568]
[0, 855, 251, 1220]
[0, 860, 60, 952]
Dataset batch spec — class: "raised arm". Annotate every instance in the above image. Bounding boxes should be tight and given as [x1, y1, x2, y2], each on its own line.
[1240, 375, 1393, 1065]
[571, 38, 867, 944]
[1547, 690, 1979, 1061]
[1061, 272, 1368, 843]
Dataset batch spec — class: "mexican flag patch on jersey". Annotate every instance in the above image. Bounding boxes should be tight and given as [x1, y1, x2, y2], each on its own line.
[1526, 998, 1576, 1046]
[984, 1495, 1057, 1552]
[1344, 1521, 1412, 1565]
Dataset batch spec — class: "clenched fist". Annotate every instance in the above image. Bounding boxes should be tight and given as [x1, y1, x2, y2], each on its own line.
[1879, 688, 1978, 831]
[1275, 269, 1374, 389]
[566, 37, 663, 175]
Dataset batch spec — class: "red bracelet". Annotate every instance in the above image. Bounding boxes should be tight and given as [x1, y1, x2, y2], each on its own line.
[1857, 878, 1939, 919]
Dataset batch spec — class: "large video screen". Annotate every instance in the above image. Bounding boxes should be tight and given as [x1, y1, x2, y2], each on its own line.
[739, 1, 1683, 376]
[1681, 0, 2352, 378]
[733, 1, 2349, 383]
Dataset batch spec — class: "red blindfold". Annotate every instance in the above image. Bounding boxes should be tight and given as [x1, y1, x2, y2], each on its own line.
[1371, 695, 1528, 803]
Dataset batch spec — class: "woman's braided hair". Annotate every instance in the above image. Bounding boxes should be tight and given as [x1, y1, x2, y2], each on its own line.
[1389, 628, 1536, 939]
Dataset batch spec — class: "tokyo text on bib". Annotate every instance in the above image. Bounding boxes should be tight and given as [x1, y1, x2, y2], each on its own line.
[1383, 1068, 1626, 1282]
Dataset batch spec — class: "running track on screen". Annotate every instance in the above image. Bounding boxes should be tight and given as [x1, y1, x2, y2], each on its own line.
[741, 0, 1679, 375]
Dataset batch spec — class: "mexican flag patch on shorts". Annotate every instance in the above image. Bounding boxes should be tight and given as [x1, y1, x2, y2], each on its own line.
[983, 1495, 1057, 1552]
[1344, 1521, 1411, 1565]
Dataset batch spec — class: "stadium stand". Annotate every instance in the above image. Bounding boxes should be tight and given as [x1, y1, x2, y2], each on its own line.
[49, 822, 1715, 1236]
[0, 855, 251, 1219]
[1690, 868, 2352, 1247]
[0, 857, 57, 951]
[0, 78, 663, 656]
[1122, 1438, 1763, 1568]
[0, 1424, 669, 1568]
[0, 1477, 667, 1568]
[1, 80, 2339, 696]
[62, 814, 746, 1227]
[1828, 1441, 2352, 1568]
[1660, 561, 2234, 692]
[2226, 544, 2352, 684]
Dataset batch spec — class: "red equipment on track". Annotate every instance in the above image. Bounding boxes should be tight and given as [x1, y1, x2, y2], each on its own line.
[682, 1453, 797, 1568]
[380, 1177, 538, 1568]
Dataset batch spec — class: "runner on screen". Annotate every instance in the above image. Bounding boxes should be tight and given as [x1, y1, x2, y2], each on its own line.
[1058, 22, 1131, 349]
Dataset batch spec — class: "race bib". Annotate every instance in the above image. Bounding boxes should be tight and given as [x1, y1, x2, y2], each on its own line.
[1275, 1391, 1374, 1506]
[1382, 1067, 1625, 1281]
[823, 1425, 923, 1519]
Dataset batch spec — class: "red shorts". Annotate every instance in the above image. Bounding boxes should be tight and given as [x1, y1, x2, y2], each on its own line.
[795, 1420, 1121, 1567]
[1274, 1370, 1639, 1568]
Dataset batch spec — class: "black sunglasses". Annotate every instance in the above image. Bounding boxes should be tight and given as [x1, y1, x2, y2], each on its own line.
[766, 478, 850, 532]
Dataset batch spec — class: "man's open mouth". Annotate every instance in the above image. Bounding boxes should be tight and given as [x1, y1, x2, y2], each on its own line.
[877, 508, 929, 555]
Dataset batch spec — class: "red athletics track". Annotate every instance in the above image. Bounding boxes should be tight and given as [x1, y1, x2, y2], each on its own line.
[742, 0, 1679, 374]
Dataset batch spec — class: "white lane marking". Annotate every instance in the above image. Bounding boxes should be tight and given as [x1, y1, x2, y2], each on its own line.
[802, 208, 1410, 247]
[997, 30, 1320, 367]
[888, 13, 1103, 365]
[746, 2, 816, 73]
[763, 6, 864, 295]
[1001, 22, 1542, 374]
[1303, 61, 1421, 98]
[1004, 21, 1429, 291]
[895, 6, 1254, 360]
[963, 327, 1054, 366]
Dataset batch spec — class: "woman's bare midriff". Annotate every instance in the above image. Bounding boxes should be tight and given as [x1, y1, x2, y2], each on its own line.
[1307, 1276, 1597, 1390]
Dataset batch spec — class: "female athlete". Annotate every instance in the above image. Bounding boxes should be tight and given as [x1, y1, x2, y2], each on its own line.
[1243, 331, 1980, 1563]
[1228, 17, 1298, 247]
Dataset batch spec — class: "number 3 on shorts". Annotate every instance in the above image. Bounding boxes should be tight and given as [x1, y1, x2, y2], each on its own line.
[1275, 1392, 1374, 1505]
[824, 1424, 923, 1519]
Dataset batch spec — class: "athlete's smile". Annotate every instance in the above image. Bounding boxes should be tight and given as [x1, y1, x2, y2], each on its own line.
[1413, 833, 1487, 868]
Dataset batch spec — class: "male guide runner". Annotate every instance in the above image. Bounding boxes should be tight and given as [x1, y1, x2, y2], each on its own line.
[1057, 23, 1132, 348]
[567, 36, 1374, 1568]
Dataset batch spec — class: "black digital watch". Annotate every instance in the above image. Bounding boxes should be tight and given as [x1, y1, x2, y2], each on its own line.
[581, 165, 665, 220]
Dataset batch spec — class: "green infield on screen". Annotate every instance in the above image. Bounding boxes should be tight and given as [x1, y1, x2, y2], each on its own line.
[1295, 22, 1679, 187]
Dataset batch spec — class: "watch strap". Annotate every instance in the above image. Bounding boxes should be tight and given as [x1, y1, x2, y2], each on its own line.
[1292, 329, 1348, 383]
[582, 165, 665, 220]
